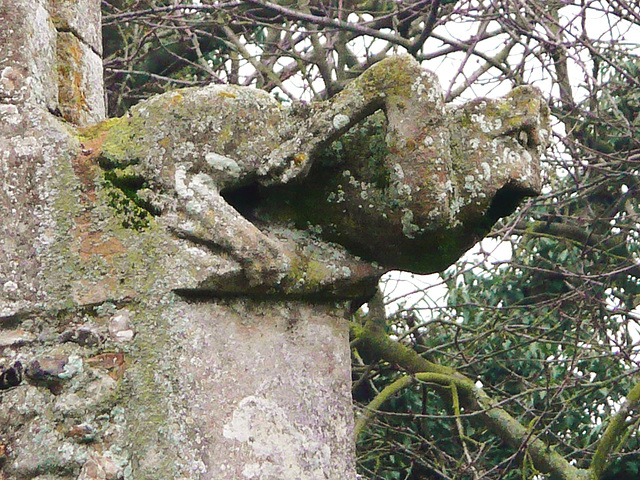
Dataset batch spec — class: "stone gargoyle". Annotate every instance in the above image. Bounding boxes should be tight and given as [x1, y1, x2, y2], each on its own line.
[81, 55, 549, 298]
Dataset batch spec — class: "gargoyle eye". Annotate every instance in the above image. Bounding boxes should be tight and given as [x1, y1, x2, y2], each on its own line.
[517, 129, 529, 147]
[513, 128, 539, 148]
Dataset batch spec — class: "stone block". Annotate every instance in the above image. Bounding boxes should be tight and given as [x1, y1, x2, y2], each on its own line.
[122, 299, 357, 479]
[0, 0, 58, 110]
[49, 0, 102, 55]
[57, 31, 105, 126]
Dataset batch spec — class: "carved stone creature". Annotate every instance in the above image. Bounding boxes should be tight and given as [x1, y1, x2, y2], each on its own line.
[87, 56, 548, 296]
[258, 75, 549, 274]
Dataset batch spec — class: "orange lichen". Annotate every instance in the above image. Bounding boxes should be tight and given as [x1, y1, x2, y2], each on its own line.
[294, 152, 307, 165]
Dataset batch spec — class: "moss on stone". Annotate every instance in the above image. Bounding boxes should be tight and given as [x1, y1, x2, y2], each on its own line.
[77, 117, 121, 143]
[356, 56, 416, 101]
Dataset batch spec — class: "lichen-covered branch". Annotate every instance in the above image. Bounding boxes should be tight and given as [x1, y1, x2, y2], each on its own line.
[351, 295, 592, 480]
[591, 378, 640, 478]
[354, 373, 416, 438]
[354, 370, 473, 462]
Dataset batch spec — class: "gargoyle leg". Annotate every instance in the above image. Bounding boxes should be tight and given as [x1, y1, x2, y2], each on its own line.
[170, 170, 291, 287]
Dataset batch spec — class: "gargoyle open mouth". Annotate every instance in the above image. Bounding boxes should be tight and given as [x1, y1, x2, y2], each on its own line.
[483, 180, 539, 225]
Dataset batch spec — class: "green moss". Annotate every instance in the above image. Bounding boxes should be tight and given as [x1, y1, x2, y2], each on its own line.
[99, 116, 146, 166]
[357, 56, 415, 100]
[294, 258, 329, 289]
[100, 162, 157, 230]
[83, 117, 161, 230]
[77, 117, 122, 143]
[459, 112, 472, 128]
[102, 177, 154, 231]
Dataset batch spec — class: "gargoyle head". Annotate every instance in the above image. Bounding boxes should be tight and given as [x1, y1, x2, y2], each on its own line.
[448, 85, 549, 226]
[254, 78, 549, 275]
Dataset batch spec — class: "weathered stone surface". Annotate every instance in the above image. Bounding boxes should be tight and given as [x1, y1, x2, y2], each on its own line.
[0, 361, 23, 390]
[0, 114, 361, 478]
[90, 55, 547, 294]
[26, 352, 83, 385]
[1, 351, 126, 479]
[0, 330, 36, 347]
[0, 0, 58, 110]
[50, 0, 103, 55]
[0, 0, 108, 317]
[0, 383, 50, 427]
[107, 310, 134, 343]
[57, 32, 106, 126]
[0, 106, 78, 318]
[0, 0, 104, 125]
[78, 453, 122, 480]
[260, 85, 548, 273]
[119, 298, 356, 479]
[59, 327, 103, 347]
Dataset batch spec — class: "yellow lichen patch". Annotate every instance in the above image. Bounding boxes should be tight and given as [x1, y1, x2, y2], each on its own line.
[74, 119, 122, 197]
[357, 56, 415, 100]
[218, 90, 237, 99]
[56, 33, 87, 121]
[77, 118, 122, 144]
[99, 116, 146, 164]
[294, 152, 308, 165]
[168, 92, 184, 106]
[527, 99, 541, 115]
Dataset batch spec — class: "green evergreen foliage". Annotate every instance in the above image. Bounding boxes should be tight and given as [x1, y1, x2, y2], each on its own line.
[358, 50, 640, 478]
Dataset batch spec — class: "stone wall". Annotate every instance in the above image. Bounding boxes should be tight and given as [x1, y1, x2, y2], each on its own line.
[0, 0, 104, 125]
[0, 1, 358, 479]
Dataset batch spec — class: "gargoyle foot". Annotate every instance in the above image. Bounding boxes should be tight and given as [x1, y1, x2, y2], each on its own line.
[167, 222, 293, 290]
